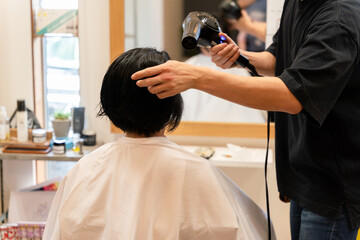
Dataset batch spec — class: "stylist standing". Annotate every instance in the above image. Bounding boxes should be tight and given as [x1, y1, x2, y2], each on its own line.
[132, 0, 360, 239]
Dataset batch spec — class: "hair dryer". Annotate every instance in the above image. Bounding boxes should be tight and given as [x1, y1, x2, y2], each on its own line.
[219, 0, 242, 20]
[181, 11, 259, 76]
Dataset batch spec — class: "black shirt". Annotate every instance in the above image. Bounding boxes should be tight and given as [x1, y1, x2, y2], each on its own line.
[267, 0, 360, 229]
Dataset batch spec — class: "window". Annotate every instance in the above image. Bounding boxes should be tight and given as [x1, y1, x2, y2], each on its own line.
[32, 0, 79, 181]
[43, 35, 80, 128]
[32, 0, 79, 128]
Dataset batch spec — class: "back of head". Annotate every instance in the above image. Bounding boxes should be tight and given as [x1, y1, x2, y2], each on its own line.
[98, 48, 183, 137]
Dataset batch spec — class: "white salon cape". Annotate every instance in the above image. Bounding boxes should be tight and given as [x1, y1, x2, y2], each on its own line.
[43, 136, 275, 240]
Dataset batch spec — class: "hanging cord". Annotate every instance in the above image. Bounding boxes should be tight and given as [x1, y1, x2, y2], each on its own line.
[265, 111, 271, 240]
[247, 64, 260, 77]
[251, 69, 271, 240]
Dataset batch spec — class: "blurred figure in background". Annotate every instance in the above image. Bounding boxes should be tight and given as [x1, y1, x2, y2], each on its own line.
[226, 0, 267, 51]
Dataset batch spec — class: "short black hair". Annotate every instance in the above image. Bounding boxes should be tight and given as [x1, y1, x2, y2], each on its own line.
[97, 48, 183, 137]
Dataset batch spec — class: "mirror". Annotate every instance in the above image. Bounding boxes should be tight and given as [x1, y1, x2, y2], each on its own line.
[111, 0, 274, 138]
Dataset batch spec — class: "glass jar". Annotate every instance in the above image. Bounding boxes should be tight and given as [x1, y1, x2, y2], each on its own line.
[32, 129, 47, 143]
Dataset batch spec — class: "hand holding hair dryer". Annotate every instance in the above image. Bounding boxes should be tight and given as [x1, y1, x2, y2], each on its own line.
[181, 11, 259, 76]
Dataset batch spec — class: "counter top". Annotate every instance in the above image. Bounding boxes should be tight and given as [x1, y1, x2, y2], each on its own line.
[182, 145, 273, 168]
[0, 144, 273, 168]
[0, 144, 101, 162]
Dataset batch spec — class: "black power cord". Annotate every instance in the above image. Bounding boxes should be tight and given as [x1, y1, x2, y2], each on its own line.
[265, 111, 272, 240]
[251, 70, 271, 240]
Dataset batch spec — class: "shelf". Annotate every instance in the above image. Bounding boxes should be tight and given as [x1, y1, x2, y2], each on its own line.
[0, 144, 101, 162]
[1, 144, 273, 168]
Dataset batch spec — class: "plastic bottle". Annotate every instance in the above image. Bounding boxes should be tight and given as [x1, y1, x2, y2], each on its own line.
[17, 99, 28, 142]
[72, 133, 81, 152]
[0, 106, 8, 141]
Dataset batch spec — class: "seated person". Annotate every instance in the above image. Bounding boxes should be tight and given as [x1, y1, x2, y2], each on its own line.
[43, 48, 275, 240]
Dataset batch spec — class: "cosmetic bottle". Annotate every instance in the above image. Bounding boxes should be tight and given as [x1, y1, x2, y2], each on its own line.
[0, 106, 8, 141]
[17, 99, 28, 142]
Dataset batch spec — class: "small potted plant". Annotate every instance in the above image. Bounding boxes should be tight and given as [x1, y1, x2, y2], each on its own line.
[52, 111, 71, 138]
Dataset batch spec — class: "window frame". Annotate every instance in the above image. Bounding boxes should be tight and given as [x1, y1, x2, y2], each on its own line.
[30, 0, 81, 183]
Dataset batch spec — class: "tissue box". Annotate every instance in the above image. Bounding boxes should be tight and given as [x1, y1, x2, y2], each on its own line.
[8, 191, 56, 223]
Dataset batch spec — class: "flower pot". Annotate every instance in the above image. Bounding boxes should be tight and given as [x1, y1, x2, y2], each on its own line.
[52, 119, 71, 138]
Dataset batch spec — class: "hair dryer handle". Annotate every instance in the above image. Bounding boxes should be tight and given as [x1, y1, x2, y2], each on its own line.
[237, 55, 259, 76]
[236, 55, 259, 76]
[235, 54, 249, 68]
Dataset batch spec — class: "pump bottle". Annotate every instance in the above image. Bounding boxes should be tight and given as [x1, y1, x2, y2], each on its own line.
[17, 99, 28, 142]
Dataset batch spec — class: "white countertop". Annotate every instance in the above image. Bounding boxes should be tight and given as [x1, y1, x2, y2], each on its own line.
[182, 145, 273, 168]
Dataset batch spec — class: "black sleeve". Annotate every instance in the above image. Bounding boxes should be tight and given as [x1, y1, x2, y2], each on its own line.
[265, 29, 278, 58]
[279, 22, 358, 125]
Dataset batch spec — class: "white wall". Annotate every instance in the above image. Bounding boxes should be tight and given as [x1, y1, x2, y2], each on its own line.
[266, 0, 285, 48]
[0, 0, 36, 212]
[124, 0, 183, 60]
[0, 0, 34, 114]
[135, 0, 164, 50]
[78, 0, 114, 144]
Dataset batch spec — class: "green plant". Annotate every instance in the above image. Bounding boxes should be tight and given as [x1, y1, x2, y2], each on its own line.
[54, 111, 70, 120]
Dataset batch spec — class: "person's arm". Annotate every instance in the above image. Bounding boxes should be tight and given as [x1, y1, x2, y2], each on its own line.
[131, 61, 302, 114]
[210, 33, 276, 76]
[229, 9, 266, 42]
[194, 67, 301, 114]
[240, 50, 276, 76]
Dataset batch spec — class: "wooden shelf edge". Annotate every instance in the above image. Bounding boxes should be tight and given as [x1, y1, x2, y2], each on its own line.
[111, 122, 275, 139]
